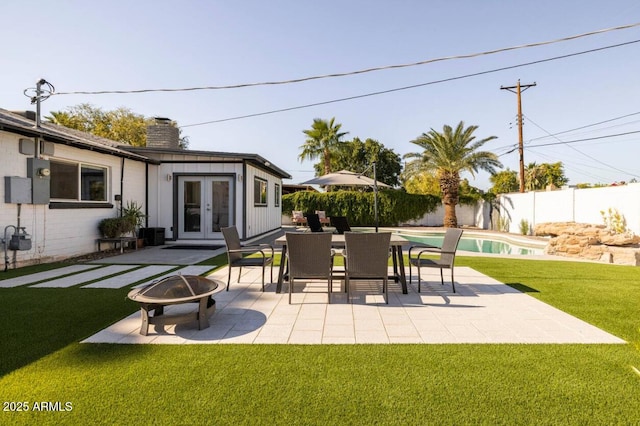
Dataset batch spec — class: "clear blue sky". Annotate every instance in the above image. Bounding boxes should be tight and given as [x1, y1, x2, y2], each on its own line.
[2, 1, 640, 189]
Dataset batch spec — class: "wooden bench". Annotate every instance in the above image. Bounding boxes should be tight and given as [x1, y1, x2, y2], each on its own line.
[97, 237, 138, 254]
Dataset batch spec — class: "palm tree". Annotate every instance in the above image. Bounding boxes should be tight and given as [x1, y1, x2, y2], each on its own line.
[299, 118, 348, 175]
[404, 121, 502, 228]
[525, 162, 543, 191]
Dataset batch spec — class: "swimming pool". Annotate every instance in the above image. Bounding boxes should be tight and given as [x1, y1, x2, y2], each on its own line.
[394, 230, 547, 255]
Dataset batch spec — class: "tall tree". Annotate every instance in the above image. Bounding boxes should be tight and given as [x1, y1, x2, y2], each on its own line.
[402, 171, 441, 195]
[299, 117, 348, 175]
[46, 103, 189, 148]
[538, 161, 568, 189]
[523, 162, 568, 191]
[524, 162, 543, 191]
[404, 121, 502, 228]
[312, 137, 401, 187]
[490, 169, 519, 194]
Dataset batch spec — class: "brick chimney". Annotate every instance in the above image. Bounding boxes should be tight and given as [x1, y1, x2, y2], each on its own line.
[146, 117, 180, 149]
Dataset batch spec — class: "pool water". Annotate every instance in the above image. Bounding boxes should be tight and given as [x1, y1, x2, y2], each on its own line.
[398, 232, 545, 255]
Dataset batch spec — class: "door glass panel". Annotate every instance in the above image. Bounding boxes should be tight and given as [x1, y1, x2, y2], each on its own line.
[211, 181, 230, 232]
[183, 181, 201, 232]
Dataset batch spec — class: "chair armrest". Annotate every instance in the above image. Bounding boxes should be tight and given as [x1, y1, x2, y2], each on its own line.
[247, 243, 274, 250]
[229, 246, 274, 258]
[409, 244, 441, 257]
[245, 243, 274, 253]
[415, 248, 457, 259]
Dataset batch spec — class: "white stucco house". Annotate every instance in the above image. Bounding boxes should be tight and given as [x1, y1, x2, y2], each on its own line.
[0, 109, 290, 269]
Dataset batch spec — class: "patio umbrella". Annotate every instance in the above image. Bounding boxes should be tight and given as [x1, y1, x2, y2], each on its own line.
[301, 166, 389, 231]
[301, 170, 390, 188]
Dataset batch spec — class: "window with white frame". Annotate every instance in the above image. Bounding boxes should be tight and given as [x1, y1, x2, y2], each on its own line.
[50, 160, 107, 201]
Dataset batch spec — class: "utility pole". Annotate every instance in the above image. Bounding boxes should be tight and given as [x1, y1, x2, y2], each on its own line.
[501, 80, 536, 193]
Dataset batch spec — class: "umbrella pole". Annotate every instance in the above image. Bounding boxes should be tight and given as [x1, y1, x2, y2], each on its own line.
[373, 162, 378, 232]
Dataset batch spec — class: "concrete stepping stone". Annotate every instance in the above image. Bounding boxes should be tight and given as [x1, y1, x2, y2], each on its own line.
[82, 265, 177, 289]
[0, 265, 100, 288]
[30, 265, 139, 288]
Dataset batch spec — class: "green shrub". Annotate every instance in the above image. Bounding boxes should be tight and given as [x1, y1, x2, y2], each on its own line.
[98, 217, 129, 238]
[282, 190, 439, 226]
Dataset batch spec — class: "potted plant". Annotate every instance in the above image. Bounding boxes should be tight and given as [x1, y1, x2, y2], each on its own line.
[98, 217, 128, 239]
[122, 201, 147, 247]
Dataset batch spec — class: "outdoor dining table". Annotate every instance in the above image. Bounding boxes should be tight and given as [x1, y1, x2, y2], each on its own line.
[274, 233, 409, 294]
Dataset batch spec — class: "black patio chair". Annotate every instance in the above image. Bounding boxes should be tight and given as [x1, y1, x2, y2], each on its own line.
[305, 213, 324, 232]
[330, 216, 351, 234]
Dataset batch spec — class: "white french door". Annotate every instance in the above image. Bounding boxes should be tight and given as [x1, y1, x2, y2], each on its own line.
[177, 176, 233, 239]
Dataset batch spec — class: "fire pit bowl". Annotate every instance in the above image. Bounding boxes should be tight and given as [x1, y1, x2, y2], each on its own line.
[127, 275, 221, 335]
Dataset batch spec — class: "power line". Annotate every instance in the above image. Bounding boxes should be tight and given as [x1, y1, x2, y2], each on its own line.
[526, 129, 640, 148]
[524, 115, 640, 178]
[497, 130, 640, 156]
[51, 22, 640, 97]
[527, 111, 640, 142]
[526, 147, 611, 182]
[493, 110, 640, 152]
[182, 39, 640, 128]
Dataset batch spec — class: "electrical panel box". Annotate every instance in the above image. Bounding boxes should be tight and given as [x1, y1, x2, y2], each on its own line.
[40, 141, 55, 156]
[19, 138, 35, 155]
[26, 158, 51, 204]
[4, 176, 32, 204]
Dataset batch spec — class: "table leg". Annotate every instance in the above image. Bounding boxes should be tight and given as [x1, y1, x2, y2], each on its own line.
[396, 246, 408, 294]
[276, 244, 287, 293]
[391, 247, 399, 283]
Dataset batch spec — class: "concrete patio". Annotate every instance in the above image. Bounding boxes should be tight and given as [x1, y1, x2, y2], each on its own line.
[84, 263, 625, 345]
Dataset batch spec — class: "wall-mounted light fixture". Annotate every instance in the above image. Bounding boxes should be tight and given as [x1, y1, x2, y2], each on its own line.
[167, 174, 172, 182]
[238, 175, 243, 182]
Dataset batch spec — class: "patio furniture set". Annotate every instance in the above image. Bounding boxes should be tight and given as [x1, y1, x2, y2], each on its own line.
[127, 225, 463, 335]
[223, 225, 464, 303]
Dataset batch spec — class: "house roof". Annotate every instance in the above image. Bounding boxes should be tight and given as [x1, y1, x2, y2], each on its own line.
[125, 147, 292, 179]
[0, 109, 292, 179]
[0, 109, 154, 163]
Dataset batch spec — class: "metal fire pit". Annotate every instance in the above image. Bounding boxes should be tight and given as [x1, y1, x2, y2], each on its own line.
[127, 275, 221, 335]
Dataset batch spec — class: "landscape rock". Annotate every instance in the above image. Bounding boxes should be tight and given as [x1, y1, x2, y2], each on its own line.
[536, 221, 640, 266]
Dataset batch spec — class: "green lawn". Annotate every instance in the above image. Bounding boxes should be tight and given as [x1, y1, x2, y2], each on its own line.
[1, 256, 639, 425]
